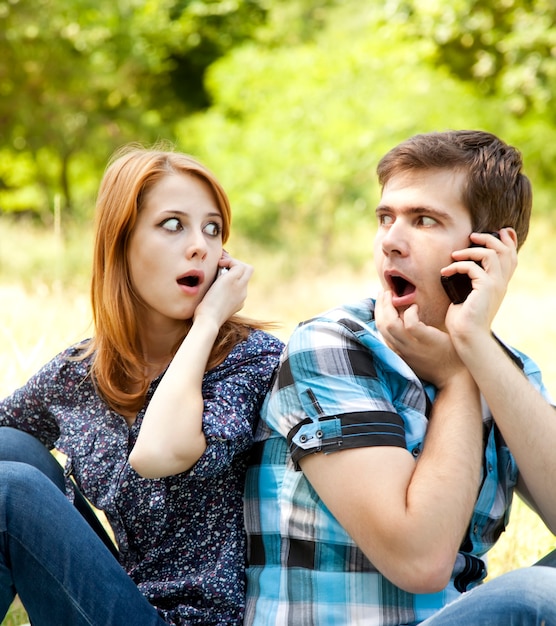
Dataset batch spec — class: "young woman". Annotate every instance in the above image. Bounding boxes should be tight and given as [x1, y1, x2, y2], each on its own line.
[0, 146, 283, 625]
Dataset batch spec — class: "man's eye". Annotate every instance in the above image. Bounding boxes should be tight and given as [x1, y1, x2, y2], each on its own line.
[418, 216, 437, 227]
[161, 218, 181, 232]
[378, 214, 393, 226]
[204, 222, 222, 237]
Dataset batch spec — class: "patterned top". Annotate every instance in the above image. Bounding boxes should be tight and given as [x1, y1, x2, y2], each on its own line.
[0, 329, 284, 626]
[244, 298, 553, 626]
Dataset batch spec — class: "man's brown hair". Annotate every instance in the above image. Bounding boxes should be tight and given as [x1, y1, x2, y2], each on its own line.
[376, 130, 532, 249]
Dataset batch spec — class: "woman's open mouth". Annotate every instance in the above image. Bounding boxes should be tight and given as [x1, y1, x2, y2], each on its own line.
[177, 275, 200, 287]
[176, 270, 204, 292]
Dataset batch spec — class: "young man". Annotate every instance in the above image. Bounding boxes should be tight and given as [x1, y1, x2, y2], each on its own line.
[244, 130, 556, 625]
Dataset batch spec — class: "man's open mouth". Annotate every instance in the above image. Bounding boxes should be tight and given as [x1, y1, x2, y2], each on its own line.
[389, 274, 416, 298]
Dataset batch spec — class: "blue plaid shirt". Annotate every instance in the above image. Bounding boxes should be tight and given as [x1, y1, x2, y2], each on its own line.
[244, 298, 552, 625]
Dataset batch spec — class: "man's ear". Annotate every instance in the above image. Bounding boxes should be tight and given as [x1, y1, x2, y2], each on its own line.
[499, 227, 518, 248]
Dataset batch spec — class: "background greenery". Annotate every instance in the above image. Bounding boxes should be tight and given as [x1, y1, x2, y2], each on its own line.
[3, 0, 556, 257]
[2, 0, 556, 623]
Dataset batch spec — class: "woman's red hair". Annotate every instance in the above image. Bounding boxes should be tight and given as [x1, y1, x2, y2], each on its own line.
[81, 144, 268, 416]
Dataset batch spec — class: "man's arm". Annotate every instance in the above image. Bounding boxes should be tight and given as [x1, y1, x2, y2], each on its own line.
[441, 230, 556, 531]
[453, 332, 556, 532]
[300, 367, 483, 595]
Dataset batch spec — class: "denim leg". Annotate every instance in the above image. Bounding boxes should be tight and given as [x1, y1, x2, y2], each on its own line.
[0, 462, 166, 626]
[0, 427, 66, 489]
[0, 428, 69, 613]
[0, 427, 118, 557]
[422, 567, 556, 625]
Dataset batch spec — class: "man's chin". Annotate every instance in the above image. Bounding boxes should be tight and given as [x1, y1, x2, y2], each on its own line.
[395, 304, 410, 319]
[398, 301, 449, 332]
[417, 310, 449, 332]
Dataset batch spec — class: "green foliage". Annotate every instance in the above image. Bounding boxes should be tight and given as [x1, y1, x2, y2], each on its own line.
[178, 0, 556, 265]
[409, 0, 556, 116]
[0, 0, 268, 218]
[2, 0, 556, 266]
[402, 0, 556, 191]
[176, 2, 500, 262]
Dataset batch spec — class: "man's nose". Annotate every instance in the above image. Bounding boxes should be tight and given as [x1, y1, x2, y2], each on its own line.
[381, 222, 409, 256]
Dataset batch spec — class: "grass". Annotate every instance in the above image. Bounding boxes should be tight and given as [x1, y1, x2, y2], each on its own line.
[0, 600, 27, 626]
[0, 218, 555, 622]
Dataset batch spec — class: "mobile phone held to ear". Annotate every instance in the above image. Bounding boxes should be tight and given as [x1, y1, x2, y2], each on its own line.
[212, 266, 229, 285]
[441, 232, 501, 304]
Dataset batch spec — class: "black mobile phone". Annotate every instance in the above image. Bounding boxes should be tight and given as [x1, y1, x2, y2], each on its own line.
[441, 232, 500, 304]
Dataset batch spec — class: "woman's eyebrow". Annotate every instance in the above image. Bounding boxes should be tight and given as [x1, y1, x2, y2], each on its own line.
[158, 209, 222, 219]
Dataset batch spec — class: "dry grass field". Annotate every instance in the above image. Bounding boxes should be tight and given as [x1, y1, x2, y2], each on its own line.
[0, 220, 555, 623]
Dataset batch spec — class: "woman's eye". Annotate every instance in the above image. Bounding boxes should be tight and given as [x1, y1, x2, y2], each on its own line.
[203, 222, 222, 237]
[161, 217, 181, 232]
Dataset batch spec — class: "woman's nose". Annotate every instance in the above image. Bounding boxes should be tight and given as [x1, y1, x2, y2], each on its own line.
[185, 231, 208, 259]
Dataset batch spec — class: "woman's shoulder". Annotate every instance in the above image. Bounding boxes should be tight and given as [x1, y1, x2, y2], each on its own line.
[240, 328, 284, 359]
[218, 329, 283, 371]
[247, 328, 284, 347]
[63, 338, 93, 356]
[37, 339, 94, 378]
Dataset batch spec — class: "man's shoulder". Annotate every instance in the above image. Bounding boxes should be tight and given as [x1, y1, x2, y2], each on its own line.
[303, 297, 375, 325]
[290, 298, 376, 344]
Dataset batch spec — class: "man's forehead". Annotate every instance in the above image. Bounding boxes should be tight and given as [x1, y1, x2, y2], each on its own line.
[377, 168, 470, 219]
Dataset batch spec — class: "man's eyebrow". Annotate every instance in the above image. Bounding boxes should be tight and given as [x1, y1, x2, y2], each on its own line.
[375, 205, 453, 221]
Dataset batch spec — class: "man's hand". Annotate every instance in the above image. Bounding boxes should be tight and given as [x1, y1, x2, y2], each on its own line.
[443, 228, 518, 349]
[375, 290, 464, 388]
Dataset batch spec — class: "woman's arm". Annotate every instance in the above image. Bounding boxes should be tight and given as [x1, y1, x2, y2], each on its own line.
[129, 259, 254, 478]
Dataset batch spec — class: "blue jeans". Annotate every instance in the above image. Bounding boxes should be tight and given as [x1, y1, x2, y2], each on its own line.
[0, 427, 166, 625]
[422, 564, 556, 625]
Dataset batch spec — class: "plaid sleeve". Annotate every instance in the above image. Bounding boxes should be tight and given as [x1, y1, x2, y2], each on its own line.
[264, 312, 407, 468]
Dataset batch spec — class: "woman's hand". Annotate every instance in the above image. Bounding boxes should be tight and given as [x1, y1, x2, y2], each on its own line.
[194, 252, 253, 328]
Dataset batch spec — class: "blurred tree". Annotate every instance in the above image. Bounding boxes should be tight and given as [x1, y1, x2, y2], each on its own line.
[405, 0, 556, 187]
[2, 0, 556, 266]
[408, 0, 556, 118]
[177, 1, 495, 263]
[0, 0, 267, 221]
[176, 0, 556, 264]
